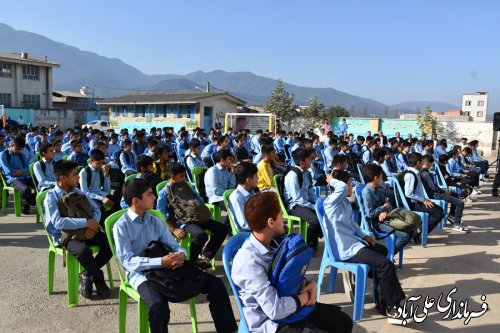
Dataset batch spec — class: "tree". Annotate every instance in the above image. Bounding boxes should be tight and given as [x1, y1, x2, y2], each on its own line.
[417, 106, 437, 135]
[302, 96, 326, 129]
[264, 80, 295, 125]
[326, 105, 350, 119]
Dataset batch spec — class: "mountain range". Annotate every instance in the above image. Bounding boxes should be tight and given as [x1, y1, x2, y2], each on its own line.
[0, 22, 459, 117]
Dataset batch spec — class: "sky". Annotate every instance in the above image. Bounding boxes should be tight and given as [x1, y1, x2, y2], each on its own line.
[1, 0, 499, 111]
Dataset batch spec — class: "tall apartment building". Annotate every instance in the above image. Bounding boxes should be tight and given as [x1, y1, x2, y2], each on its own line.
[0, 52, 60, 109]
[461, 92, 488, 121]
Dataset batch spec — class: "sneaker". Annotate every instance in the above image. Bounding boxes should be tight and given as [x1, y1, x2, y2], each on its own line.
[447, 216, 456, 225]
[473, 187, 482, 194]
[196, 255, 213, 271]
[452, 225, 470, 233]
[22, 205, 31, 215]
[411, 232, 421, 244]
[94, 270, 111, 298]
[386, 305, 413, 325]
[342, 271, 354, 301]
[79, 273, 93, 299]
[493, 191, 499, 197]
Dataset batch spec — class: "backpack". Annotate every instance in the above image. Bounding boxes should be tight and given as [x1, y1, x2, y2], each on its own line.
[269, 234, 316, 324]
[112, 150, 123, 169]
[58, 192, 94, 247]
[5, 149, 26, 167]
[384, 208, 422, 232]
[194, 168, 209, 203]
[84, 166, 105, 188]
[141, 240, 207, 302]
[346, 152, 360, 172]
[396, 170, 418, 194]
[167, 182, 212, 224]
[291, 167, 304, 188]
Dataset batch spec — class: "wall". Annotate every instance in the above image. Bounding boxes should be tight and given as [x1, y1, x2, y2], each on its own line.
[461, 94, 488, 121]
[200, 98, 241, 128]
[35, 109, 75, 129]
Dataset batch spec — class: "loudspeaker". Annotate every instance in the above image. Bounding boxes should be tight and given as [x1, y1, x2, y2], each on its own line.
[494, 112, 500, 131]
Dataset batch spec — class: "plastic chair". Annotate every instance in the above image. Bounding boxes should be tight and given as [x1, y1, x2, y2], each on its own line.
[356, 164, 365, 184]
[222, 232, 251, 332]
[422, 184, 448, 230]
[354, 184, 403, 268]
[105, 209, 199, 333]
[124, 173, 138, 183]
[315, 198, 372, 322]
[29, 163, 41, 222]
[223, 189, 242, 235]
[36, 191, 114, 308]
[191, 166, 221, 222]
[273, 174, 308, 239]
[0, 172, 22, 217]
[35, 151, 42, 161]
[156, 180, 168, 195]
[392, 179, 430, 247]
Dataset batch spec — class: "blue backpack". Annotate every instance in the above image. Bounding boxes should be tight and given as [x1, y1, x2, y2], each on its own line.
[269, 234, 315, 324]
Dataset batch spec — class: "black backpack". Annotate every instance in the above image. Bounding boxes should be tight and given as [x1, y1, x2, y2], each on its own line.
[396, 170, 418, 195]
[5, 149, 26, 167]
[84, 166, 105, 188]
[141, 240, 206, 302]
[194, 169, 209, 203]
[346, 152, 360, 172]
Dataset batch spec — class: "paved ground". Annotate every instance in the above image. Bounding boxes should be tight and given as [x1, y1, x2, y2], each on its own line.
[0, 170, 499, 332]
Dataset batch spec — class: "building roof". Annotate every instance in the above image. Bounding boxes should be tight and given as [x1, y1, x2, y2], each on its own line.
[53, 90, 93, 99]
[97, 92, 245, 106]
[0, 52, 60, 67]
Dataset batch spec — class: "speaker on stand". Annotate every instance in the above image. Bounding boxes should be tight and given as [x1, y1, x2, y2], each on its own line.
[491, 112, 500, 171]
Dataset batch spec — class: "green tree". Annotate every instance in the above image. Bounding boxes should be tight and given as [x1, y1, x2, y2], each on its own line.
[264, 80, 295, 125]
[326, 105, 350, 119]
[302, 96, 326, 129]
[417, 106, 437, 135]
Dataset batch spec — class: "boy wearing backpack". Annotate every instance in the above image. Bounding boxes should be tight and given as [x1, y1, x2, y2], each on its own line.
[33, 143, 57, 192]
[119, 139, 137, 176]
[44, 160, 112, 299]
[284, 149, 322, 250]
[67, 140, 90, 167]
[0, 137, 35, 214]
[229, 162, 259, 231]
[403, 153, 444, 238]
[114, 178, 237, 333]
[232, 191, 353, 333]
[157, 163, 227, 269]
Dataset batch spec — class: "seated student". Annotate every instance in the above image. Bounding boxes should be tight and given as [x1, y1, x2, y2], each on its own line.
[156, 163, 228, 268]
[448, 149, 480, 189]
[284, 149, 322, 249]
[381, 147, 399, 179]
[107, 133, 121, 157]
[33, 143, 57, 192]
[273, 130, 286, 162]
[434, 139, 448, 157]
[135, 155, 163, 198]
[119, 139, 138, 176]
[351, 136, 365, 157]
[0, 137, 34, 214]
[361, 164, 412, 255]
[307, 147, 327, 187]
[229, 162, 258, 231]
[53, 140, 65, 161]
[253, 135, 273, 165]
[234, 134, 252, 162]
[420, 155, 469, 232]
[403, 153, 445, 238]
[185, 139, 206, 176]
[44, 160, 112, 299]
[250, 129, 263, 156]
[200, 135, 220, 167]
[152, 147, 169, 181]
[67, 139, 90, 167]
[114, 178, 237, 333]
[468, 140, 489, 180]
[397, 141, 411, 171]
[79, 149, 120, 223]
[290, 136, 304, 152]
[437, 154, 476, 201]
[232, 191, 353, 333]
[175, 131, 189, 158]
[362, 141, 376, 164]
[421, 140, 434, 156]
[324, 138, 339, 169]
[205, 148, 236, 218]
[324, 170, 407, 324]
[257, 145, 276, 191]
[132, 132, 147, 156]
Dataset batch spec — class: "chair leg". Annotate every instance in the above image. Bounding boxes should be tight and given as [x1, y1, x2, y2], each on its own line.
[48, 250, 55, 294]
[106, 262, 114, 290]
[421, 216, 429, 248]
[189, 298, 199, 333]
[327, 267, 337, 293]
[65, 252, 79, 307]
[13, 190, 22, 217]
[352, 267, 367, 322]
[398, 249, 403, 269]
[2, 189, 7, 214]
[138, 299, 150, 333]
[118, 289, 128, 333]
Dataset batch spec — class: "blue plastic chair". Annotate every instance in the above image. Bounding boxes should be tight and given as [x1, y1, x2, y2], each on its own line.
[354, 184, 403, 268]
[422, 184, 447, 230]
[315, 198, 372, 322]
[356, 164, 365, 184]
[222, 232, 251, 333]
[392, 179, 430, 247]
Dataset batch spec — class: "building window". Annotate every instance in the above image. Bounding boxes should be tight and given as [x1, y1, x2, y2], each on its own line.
[122, 106, 128, 117]
[477, 111, 484, 117]
[0, 63, 12, 78]
[22, 94, 40, 108]
[22, 65, 40, 80]
[478, 100, 484, 106]
[0, 93, 12, 107]
[464, 100, 471, 106]
[179, 104, 191, 118]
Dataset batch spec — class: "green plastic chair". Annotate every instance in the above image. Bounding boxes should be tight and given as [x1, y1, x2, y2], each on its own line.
[1, 172, 22, 217]
[29, 163, 41, 223]
[36, 191, 114, 307]
[62, 155, 69, 160]
[35, 151, 42, 161]
[105, 209, 199, 333]
[222, 189, 240, 235]
[124, 173, 138, 183]
[156, 180, 168, 195]
[273, 174, 308, 240]
[191, 166, 221, 222]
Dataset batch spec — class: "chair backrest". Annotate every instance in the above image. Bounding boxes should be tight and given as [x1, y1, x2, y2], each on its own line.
[392, 177, 411, 210]
[356, 163, 365, 184]
[104, 209, 131, 285]
[29, 162, 39, 194]
[35, 152, 41, 161]
[0, 171, 8, 187]
[191, 166, 208, 193]
[314, 198, 340, 261]
[124, 173, 138, 183]
[223, 189, 240, 235]
[222, 232, 251, 332]
[434, 162, 447, 188]
[273, 174, 290, 218]
[353, 184, 371, 232]
[35, 190, 54, 246]
[156, 180, 168, 195]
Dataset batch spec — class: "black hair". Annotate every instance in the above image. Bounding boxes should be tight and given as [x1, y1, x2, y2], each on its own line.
[54, 160, 78, 180]
[421, 155, 434, 164]
[214, 149, 232, 163]
[329, 138, 338, 146]
[261, 145, 275, 155]
[373, 148, 386, 162]
[361, 164, 384, 183]
[331, 170, 350, 183]
[135, 155, 154, 171]
[89, 149, 105, 161]
[70, 139, 81, 148]
[147, 138, 159, 148]
[12, 137, 26, 148]
[332, 154, 347, 166]
[166, 162, 186, 179]
[292, 148, 313, 165]
[234, 162, 258, 184]
[39, 143, 53, 155]
[439, 154, 449, 164]
[123, 178, 151, 206]
[402, 141, 411, 148]
[189, 138, 201, 150]
[407, 152, 422, 167]
[154, 146, 167, 160]
[123, 139, 132, 147]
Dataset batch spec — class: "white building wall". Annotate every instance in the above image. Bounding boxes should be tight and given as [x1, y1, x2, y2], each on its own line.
[436, 120, 497, 156]
[200, 98, 241, 127]
[461, 93, 488, 121]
